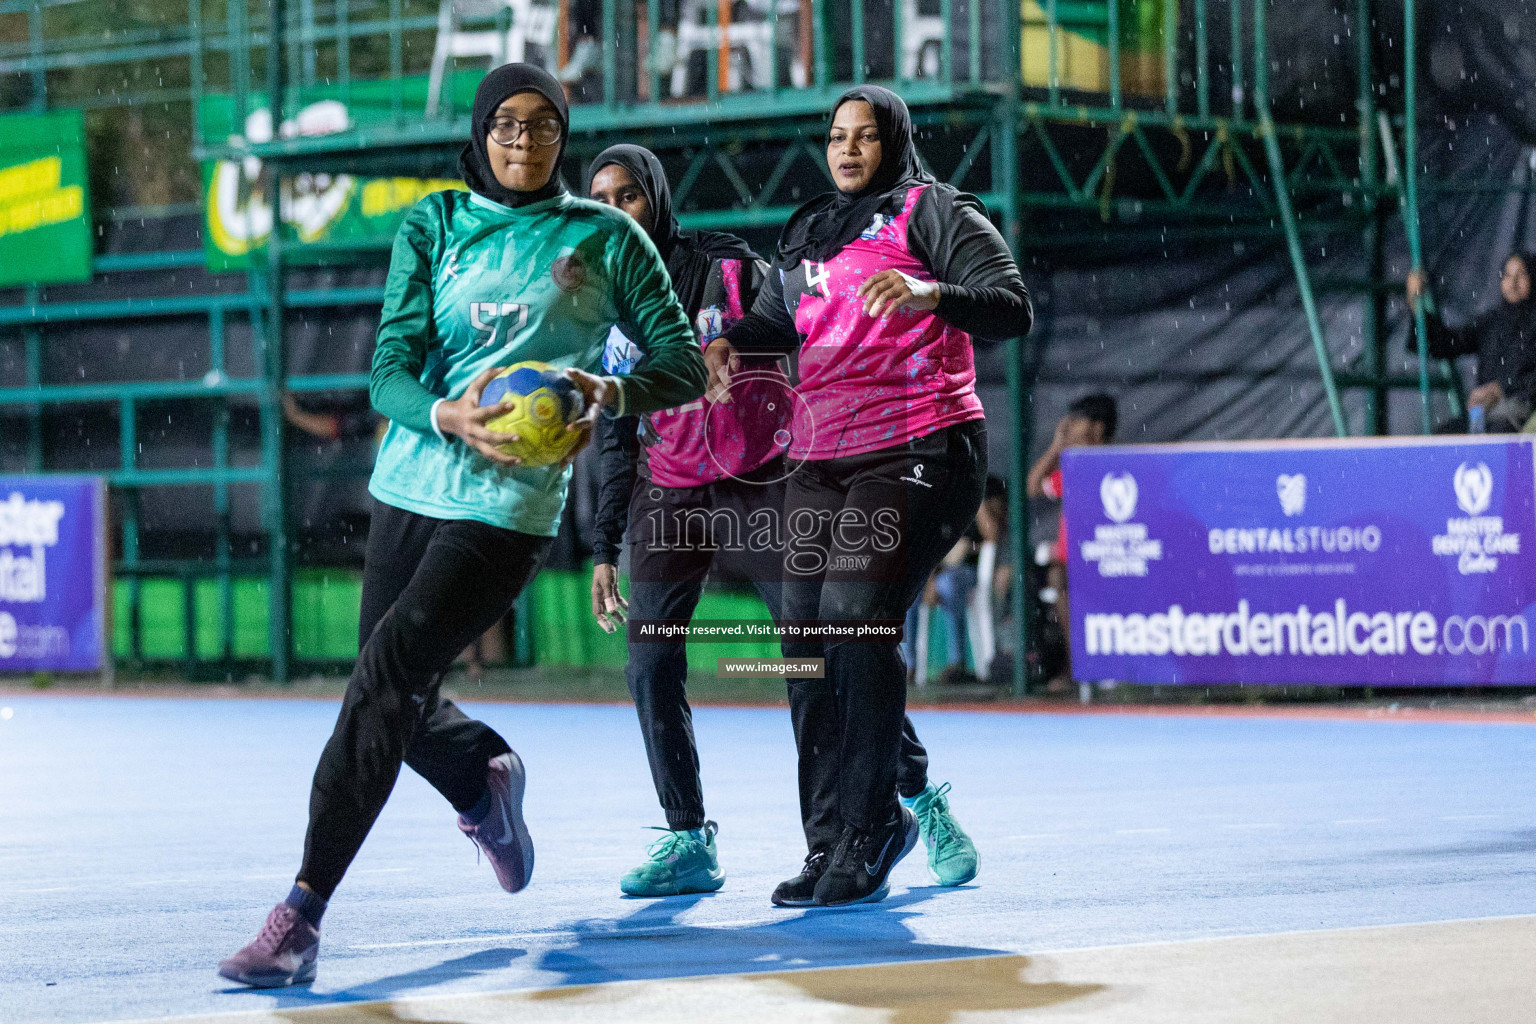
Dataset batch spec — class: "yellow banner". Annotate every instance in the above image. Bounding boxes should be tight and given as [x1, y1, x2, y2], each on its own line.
[0, 157, 83, 239]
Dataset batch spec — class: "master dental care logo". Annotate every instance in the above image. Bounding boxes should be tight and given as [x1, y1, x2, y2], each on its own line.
[1101, 473, 1137, 523]
[1433, 461, 1520, 575]
[1081, 472, 1163, 577]
[1454, 461, 1492, 515]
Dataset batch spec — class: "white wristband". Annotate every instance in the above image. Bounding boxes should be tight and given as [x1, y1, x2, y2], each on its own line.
[429, 399, 447, 441]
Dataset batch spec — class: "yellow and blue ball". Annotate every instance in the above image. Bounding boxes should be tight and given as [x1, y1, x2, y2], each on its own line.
[478, 361, 586, 466]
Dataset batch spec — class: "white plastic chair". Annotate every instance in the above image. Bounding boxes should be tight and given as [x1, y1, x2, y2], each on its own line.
[427, 0, 559, 117]
[669, 0, 802, 97]
[966, 539, 997, 681]
[902, 0, 947, 79]
[913, 602, 932, 688]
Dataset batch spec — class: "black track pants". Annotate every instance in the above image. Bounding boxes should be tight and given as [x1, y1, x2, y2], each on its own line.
[297, 502, 551, 900]
[781, 421, 987, 843]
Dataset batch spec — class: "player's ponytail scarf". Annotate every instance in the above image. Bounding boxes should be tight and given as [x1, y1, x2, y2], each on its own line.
[587, 143, 758, 320]
[774, 84, 933, 266]
[460, 62, 569, 208]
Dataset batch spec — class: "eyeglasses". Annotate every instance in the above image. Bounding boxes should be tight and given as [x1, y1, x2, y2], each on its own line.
[486, 116, 563, 147]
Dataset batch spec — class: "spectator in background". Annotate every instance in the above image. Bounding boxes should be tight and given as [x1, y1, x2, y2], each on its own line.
[1406, 253, 1536, 433]
[282, 391, 379, 447]
[1027, 393, 1117, 693]
[905, 539, 976, 686]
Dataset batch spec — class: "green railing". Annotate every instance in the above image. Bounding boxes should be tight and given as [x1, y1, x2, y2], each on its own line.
[0, 244, 377, 677]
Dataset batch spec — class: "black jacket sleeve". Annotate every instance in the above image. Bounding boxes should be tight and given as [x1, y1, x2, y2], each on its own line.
[1414, 309, 1482, 361]
[722, 263, 801, 353]
[1512, 362, 1536, 405]
[907, 184, 1034, 341]
[591, 412, 638, 566]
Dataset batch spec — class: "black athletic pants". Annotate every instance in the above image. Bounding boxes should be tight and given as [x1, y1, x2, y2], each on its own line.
[297, 502, 552, 900]
[624, 461, 929, 836]
[782, 421, 987, 847]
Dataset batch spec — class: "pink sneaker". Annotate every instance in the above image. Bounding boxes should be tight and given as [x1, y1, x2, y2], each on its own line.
[458, 751, 535, 893]
[217, 903, 319, 988]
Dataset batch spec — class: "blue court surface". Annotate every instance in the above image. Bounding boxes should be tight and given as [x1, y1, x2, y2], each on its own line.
[2, 695, 1535, 1023]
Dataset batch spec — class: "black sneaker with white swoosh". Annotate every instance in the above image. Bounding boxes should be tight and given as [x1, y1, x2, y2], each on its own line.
[811, 806, 920, 907]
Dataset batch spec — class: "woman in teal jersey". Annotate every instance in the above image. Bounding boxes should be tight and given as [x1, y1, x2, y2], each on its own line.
[218, 63, 705, 989]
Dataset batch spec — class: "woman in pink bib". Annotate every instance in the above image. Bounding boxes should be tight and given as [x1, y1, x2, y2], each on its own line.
[709, 85, 1033, 907]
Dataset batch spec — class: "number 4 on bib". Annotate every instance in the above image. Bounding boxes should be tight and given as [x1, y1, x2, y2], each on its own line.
[803, 260, 831, 298]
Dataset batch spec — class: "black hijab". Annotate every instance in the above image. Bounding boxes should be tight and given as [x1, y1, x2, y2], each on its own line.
[775, 85, 933, 265]
[459, 62, 569, 208]
[587, 143, 758, 319]
[1470, 250, 1536, 393]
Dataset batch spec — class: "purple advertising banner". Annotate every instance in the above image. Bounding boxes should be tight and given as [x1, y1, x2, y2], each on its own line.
[0, 475, 107, 673]
[1061, 437, 1536, 685]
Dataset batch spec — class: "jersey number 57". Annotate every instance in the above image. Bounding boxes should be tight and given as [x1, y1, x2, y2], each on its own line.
[470, 301, 530, 348]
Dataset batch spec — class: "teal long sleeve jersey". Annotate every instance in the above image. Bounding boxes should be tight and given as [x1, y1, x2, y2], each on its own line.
[368, 189, 706, 535]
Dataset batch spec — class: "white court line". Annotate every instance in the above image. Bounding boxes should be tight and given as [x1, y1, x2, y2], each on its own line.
[14, 885, 73, 893]
[352, 915, 784, 950]
[1223, 822, 1281, 830]
[128, 878, 190, 888]
[1333, 818, 1389, 825]
[1441, 814, 1499, 821]
[1003, 832, 1064, 840]
[1116, 828, 1171, 835]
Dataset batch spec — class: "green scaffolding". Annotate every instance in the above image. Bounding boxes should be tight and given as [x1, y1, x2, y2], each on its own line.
[0, 0, 1475, 689]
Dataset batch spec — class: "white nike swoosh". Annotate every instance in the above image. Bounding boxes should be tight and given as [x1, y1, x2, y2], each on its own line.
[495, 795, 515, 847]
[864, 833, 896, 876]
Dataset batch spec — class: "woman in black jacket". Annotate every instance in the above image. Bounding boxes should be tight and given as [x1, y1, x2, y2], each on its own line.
[1407, 252, 1536, 432]
[709, 85, 1032, 907]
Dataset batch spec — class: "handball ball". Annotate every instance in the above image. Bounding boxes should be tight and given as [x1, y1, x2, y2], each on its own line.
[478, 362, 587, 466]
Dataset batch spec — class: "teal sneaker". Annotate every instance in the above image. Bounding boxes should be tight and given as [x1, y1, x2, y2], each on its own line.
[902, 782, 978, 886]
[619, 821, 725, 897]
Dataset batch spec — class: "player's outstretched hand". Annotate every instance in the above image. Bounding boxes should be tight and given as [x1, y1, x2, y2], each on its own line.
[437, 365, 523, 467]
[558, 368, 615, 469]
[858, 268, 939, 319]
[590, 563, 628, 634]
[703, 337, 739, 404]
